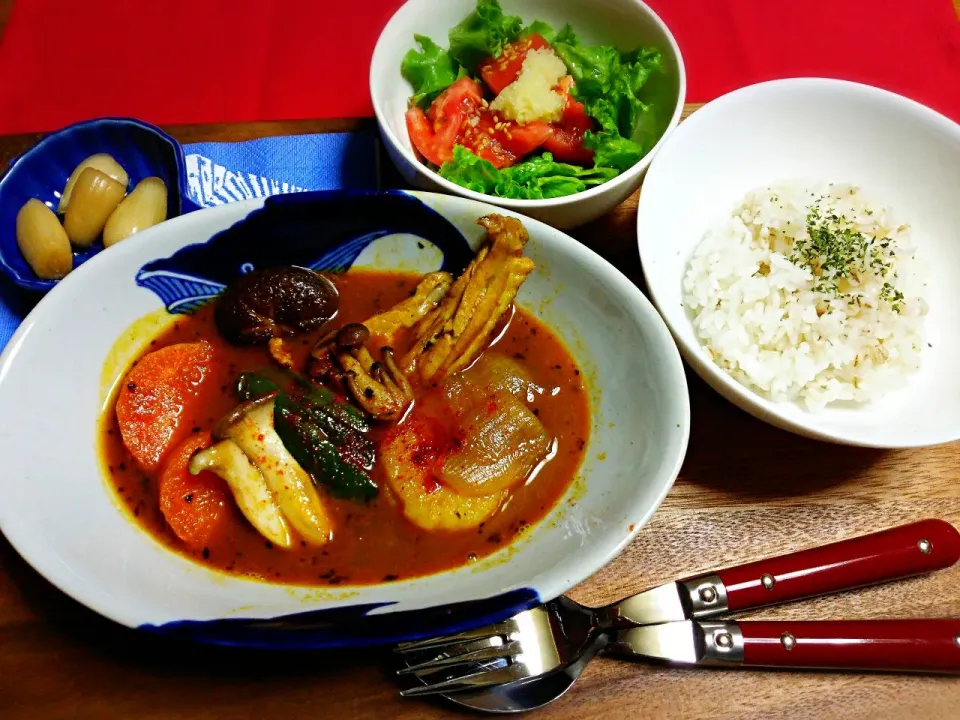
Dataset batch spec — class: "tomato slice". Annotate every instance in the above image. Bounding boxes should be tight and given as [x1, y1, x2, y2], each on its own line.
[479, 34, 551, 94]
[407, 77, 484, 166]
[407, 76, 554, 170]
[542, 78, 595, 165]
[461, 111, 553, 169]
[406, 107, 445, 166]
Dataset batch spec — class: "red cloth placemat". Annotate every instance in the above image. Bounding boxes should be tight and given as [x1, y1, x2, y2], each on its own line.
[0, 0, 958, 134]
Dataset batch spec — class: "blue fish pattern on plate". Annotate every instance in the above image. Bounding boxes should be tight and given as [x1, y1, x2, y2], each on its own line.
[135, 190, 475, 313]
[140, 588, 539, 649]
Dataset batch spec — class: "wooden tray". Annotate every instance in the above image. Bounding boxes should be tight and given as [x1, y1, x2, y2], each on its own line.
[0, 104, 958, 720]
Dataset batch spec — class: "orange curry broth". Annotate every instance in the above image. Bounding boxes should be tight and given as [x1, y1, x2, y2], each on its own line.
[99, 269, 589, 586]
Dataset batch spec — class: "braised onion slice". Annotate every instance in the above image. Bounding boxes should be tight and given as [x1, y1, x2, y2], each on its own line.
[438, 392, 550, 497]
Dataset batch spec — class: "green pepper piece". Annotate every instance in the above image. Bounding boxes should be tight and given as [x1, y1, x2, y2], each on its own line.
[236, 372, 280, 400]
[274, 398, 379, 502]
[285, 370, 369, 432]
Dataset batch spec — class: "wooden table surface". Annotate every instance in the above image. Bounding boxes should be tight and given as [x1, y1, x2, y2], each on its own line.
[1, 99, 960, 720]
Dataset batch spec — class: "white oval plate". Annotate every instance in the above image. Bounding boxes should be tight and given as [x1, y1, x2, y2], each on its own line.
[0, 190, 689, 648]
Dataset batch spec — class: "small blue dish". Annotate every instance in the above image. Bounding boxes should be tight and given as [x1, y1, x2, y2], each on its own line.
[0, 117, 189, 292]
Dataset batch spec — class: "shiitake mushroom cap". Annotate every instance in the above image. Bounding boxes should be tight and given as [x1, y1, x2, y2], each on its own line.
[215, 266, 338, 345]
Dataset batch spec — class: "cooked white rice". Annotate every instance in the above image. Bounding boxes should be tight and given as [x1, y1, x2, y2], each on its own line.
[683, 182, 928, 410]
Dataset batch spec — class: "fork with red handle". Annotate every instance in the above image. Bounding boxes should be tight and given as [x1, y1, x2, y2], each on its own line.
[399, 519, 960, 697]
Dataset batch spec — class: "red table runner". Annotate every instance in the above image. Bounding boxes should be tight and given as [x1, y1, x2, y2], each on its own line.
[0, 0, 958, 134]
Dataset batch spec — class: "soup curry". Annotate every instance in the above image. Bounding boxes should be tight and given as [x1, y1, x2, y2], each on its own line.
[99, 215, 589, 585]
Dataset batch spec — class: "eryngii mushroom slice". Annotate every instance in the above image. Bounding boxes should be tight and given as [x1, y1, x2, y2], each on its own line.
[215, 392, 335, 546]
[189, 438, 293, 549]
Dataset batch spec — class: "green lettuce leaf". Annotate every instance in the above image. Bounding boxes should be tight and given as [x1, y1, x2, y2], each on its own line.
[448, 0, 523, 71]
[554, 24, 579, 45]
[583, 131, 645, 172]
[551, 42, 620, 97]
[517, 19, 555, 42]
[401, 34, 465, 107]
[439, 146, 619, 200]
[437, 145, 502, 194]
[553, 37, 666, 157]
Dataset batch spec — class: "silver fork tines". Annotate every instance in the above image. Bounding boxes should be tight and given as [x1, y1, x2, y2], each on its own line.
[394, 620, 515, 655]
[396, 637, 521, 675]
[398, 664, 528, 697]
[395, 607, 572, 697]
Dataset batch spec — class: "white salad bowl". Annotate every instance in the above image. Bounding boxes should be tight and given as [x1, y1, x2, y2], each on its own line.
[0, 190, 689, 647]
[370, 0, 686, 229]
[637, 78, 960, 448]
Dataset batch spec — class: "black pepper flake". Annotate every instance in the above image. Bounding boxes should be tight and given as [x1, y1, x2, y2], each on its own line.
[383, 574, 399, 582]
[487, 533, 503, 544]
[118, 462, 126, 471]
[467, 553, 478, 562]
[417, 241, 425, 249]
[107, 428, 114, 435]
[364, 387, 374, 399]
[192, 426, 201, 433]
[133, 505, 141, 517]
[150, 340, 157, 346]
[220, 385, 228, 393]
[202, 547, 210, 559]
[300, 540, 307, 548]
[265, 540, 273, 550]
[533, 408, 540, 416]
[574, 369, 580, 376]
[577, 438, 586, 450]
[513, 352, 526, 360]
[127, 382, 137, 392]
[184, 493, 193, 504]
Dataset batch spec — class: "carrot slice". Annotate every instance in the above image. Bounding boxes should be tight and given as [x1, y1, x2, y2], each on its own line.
[115, 341, 215, 471]
[158, 431, 231, 549]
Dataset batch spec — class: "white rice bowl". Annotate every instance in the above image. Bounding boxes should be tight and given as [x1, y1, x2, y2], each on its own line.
[683, 182, 928, 411]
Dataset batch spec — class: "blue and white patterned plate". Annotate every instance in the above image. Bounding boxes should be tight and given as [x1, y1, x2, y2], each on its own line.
[0, 190, 689, 648]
